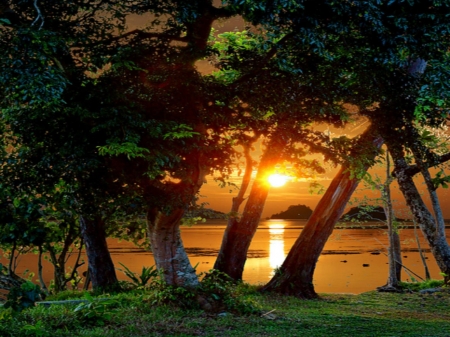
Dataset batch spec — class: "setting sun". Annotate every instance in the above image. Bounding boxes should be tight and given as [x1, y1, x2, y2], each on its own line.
[268, 174, 289, 187]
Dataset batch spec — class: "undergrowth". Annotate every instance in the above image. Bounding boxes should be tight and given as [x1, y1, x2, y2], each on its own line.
[1, 275, 449, 337]
[399, 278, 445, 291]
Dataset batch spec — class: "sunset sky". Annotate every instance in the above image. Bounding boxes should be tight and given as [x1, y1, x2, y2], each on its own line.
[199, 152, 450, 219]
[197, 117, 450, 219]
[126, 12, 450, 220]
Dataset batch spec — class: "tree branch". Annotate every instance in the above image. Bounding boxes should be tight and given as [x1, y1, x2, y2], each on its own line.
[230, 137, 257, 214]
[402, 151, 450, 177]
[31, 0, 44, 30]
[73, 29, 189, 48]
[230, 32, 295, 88]
[210, 5, 238, 20]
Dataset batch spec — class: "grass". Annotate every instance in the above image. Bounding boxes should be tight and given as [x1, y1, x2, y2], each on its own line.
[1, 285, 449, 337]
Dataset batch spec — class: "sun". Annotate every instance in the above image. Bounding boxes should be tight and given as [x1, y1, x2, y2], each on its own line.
[268, 174, 288, 187]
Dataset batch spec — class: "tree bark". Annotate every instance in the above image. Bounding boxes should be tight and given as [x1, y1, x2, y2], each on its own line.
[214, 135, 288, 280]
[262, 130, 383, 298]
[381, 152, 402, 289]
[144, 149, 207, 288]
[391, 232, 402, 281]
[79, 215, 119, 291]
[37, 246, 48, 293]
[414, 218, 431, 280]
[390, 149, 450, 283]
[146, 207, 199, 287]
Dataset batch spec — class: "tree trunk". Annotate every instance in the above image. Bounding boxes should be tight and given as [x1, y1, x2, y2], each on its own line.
[414, 218, 431, 280]
[214, 135, 288, 280]
[384, 201, 402, 289]
[79, 215, 119, 291]
[37, 246, 49, 294]
[147, 207, 199, 288]
[391, 150, 450, 283]
[382, 152, 402, 289]
[392, 232, 402, 281]
[48, 246, 66, 292]
[262, 130, 383, 298]
[261, 166, 361, 298]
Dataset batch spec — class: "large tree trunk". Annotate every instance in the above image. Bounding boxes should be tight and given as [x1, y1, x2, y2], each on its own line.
[261, 166, 361, 298]
[391, 149, 450, 283]
[214, 135, 288, 280]
[79, 215, 119, 291]
[262, 130, 382, 298]
[144, 150, 207, 288]
[147, 207, 199, 287]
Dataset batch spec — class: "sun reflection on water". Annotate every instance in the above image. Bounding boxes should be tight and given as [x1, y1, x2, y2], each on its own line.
[268, 222, 286, 276]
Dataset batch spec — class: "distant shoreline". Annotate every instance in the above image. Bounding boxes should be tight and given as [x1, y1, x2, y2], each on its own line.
[192, 218, 450, 229]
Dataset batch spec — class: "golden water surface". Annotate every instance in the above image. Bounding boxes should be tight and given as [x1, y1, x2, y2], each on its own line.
[8, 219, 446, 294]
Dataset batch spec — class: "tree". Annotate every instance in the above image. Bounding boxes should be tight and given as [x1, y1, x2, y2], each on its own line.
[211, 5, 369, 280]
[0, 0, 142, 291]
[368, 25, 450, 284]
[387, 126, 450, 284]
[1, 0, 282, 288]
[379, 152, 403, 290]
[263, 127, 382, 298]
[0, 0, 356, 286]
[261, 0, 450, 298]
[0, 174, 85, 293]
[342, 152, 404, 290]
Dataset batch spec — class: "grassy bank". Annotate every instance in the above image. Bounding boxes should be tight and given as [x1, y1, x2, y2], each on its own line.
[1, 283, 449, 337]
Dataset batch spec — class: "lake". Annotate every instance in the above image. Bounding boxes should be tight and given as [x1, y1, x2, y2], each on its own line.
[8, 219, 448, 294]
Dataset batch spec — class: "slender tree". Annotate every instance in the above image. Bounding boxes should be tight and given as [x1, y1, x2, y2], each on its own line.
[387, 129, 450, 284]
[380, 151, 403, 291]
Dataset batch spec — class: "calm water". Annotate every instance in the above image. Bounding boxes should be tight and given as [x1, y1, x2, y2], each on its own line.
[9, 219, 448, 294]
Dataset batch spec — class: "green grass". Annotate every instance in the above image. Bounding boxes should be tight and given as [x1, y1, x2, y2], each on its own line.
[1, 286, 449, 337]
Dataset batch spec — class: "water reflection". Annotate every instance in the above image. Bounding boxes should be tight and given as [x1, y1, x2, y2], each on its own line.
[268, 222, 286, 275]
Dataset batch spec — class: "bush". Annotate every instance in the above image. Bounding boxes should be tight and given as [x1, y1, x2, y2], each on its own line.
[4, 281, 43, 313]
[199, 269, 260, 314]
[399, 279, 445, 292]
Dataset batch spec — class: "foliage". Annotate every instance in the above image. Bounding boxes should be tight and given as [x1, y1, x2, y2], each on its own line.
[431, 169, 450, 190]
[342, 205, 387, 223]
[1, 289, 450, 336]
[4, 281, 42, 313]
[117, 263, 158, 289]
[200, 269, 260, 314]
[399, 279, 445, 292]
[120, 269, 260, 314]
[97, 142, 150, 160]
[146, 278, 197, 308]
[44, 290, 88, 302]
[73, 293, 119, 326]
[0, 178, 85, 292]
[20, 320, 49, 337]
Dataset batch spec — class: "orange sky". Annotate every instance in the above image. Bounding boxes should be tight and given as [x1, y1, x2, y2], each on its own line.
[199, 153, 450, 219]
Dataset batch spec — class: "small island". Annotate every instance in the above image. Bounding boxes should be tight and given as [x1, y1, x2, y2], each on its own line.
[341, 205, 387, 221]
[270, 204, 313, 219]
